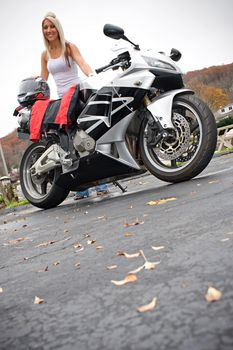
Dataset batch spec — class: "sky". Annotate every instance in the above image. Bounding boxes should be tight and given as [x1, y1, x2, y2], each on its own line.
[0, 0, 233, 138]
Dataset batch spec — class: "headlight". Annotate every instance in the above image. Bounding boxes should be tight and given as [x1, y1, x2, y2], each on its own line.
[142, 56, 176, 71]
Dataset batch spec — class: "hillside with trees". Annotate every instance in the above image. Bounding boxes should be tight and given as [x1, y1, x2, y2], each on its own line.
[0, 130, 28, 177]
[184, 62, 233, 112]
[1, 62, 233, 176]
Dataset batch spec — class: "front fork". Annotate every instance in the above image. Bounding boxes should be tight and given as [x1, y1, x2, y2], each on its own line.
[144, 88, 193, 129]
[142, 89, 193, 147]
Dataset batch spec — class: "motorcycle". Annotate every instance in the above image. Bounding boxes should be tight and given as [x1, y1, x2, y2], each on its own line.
[14, 24, 217, 209]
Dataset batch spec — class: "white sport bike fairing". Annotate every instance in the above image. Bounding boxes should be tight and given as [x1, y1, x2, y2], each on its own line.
[17, 24, 217, 209]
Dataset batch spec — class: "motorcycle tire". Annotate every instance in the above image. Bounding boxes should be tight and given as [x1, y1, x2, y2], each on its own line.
[139, 93, 217, 183]
[20, 142, 70, 209]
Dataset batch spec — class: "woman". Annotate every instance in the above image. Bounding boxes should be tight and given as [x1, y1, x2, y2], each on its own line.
[41, 11, 109, 199]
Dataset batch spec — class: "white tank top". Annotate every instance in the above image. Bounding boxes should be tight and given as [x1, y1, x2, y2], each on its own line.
[47, 56, 80, 98]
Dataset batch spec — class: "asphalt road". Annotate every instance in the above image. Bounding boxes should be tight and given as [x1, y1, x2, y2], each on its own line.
[0, 153, 233, 350]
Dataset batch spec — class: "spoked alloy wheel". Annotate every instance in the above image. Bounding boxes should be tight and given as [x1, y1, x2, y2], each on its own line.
[140, 94, 217, 183]
[20, 142, 69, 209]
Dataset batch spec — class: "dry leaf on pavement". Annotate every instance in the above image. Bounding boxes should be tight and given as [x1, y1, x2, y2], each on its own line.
[87, 240, 96, 245]
[128, 260, 160, 274]
[124, 232, 135, 237]
[220, 237, 230, 242]
[151, 245, 165, 251]
[140, 250, 160, 269]
[0, 287, 3, 293]
[123, 218, 144, 227]
[205, 287, 222, 302]
[144, 260, 160, 270]
[96, 245, 103, 250]
[128, 265, 145, 274]
[146, 197, 176, 206]
[38, 266, 49, 273]
[73, 243, 84, 251]
[128, 250, 160, 273]
[4, 237, 31, 246]
[34, 296, 44, 304]
[35, 240, 56, 248]
[137, 297, 157, 313]
[111, 274, 137, 286]
[107, 265, 118, 270]
[116, 251, 141, 258]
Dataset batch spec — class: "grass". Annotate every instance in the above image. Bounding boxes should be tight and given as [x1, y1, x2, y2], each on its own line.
[214, 147, 233, 155]
[0, 198, 29, 209]
[6, 199, 29, 209]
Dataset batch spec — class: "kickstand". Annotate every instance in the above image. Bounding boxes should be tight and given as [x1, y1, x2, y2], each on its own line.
[113, 180, 127, 193]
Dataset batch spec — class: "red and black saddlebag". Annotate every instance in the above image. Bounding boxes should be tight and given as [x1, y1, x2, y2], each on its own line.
[29, 84, 82, 142]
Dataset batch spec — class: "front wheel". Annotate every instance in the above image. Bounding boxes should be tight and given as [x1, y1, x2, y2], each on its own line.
[139, 94, 217, 183]
[20, 142, 70, 209]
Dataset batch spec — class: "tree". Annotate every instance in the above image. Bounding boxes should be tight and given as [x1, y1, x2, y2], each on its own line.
[186, 80, 230, 112]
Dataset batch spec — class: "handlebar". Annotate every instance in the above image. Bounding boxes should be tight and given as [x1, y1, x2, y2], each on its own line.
[95, 63, 113, 74]
[95, 52, 131, 74]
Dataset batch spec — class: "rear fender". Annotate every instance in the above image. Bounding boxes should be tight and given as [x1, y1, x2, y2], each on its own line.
[147, 89, 193, 128]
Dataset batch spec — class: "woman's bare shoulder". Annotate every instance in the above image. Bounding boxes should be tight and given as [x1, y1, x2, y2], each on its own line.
[41, 50, 48, 60]
[68, 42, 80, 53]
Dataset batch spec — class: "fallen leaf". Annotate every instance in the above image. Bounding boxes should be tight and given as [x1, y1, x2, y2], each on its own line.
[0, 287, 3, 293]
[128, 265, 145, 274]
[146, 197, 176, 206]
[128, 260, 160, 274]
[151, 245, 165, 251]
[96, 245, 103, 250]
[220, 237, 230, 242]
[144, 260, 160, 270]
[73, 242, 84, 251]
[123, 218, 144, 227]
[128, 205, 133, 209]
[116, 251, 141, 258]
[34, 296, 44, 304]
[53, 261, 60, 266]
[74, 262, 80, 268]
[124, 232, 134, 237]
[205, 287, 222, 302]
[138, 250, 161, 270]
[38, 266, 49, 273]
[35, 240, 56, 248]
[4, 237, 31, 246]
[208, 180, 220, 184]
[63, 229, 69, 233]
[87, 239, 96, 245]
[107, 265, 118, 270]
[137, 297, 157, 313]
[111, 274, 137, 286]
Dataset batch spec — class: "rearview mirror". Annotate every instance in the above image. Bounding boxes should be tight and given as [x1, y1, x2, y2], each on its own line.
[103, 24, 125, 40]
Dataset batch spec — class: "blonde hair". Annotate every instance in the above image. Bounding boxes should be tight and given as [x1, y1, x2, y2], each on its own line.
[42, 12, 66, 58]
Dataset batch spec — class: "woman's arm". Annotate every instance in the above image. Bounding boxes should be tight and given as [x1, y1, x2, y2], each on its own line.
[41, 51, 49, 80]
[69, 43, 93, 76]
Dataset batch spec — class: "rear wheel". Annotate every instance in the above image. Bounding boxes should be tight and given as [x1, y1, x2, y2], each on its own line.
[139, 94, 217, 183]
[20, 142, 69, 209]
